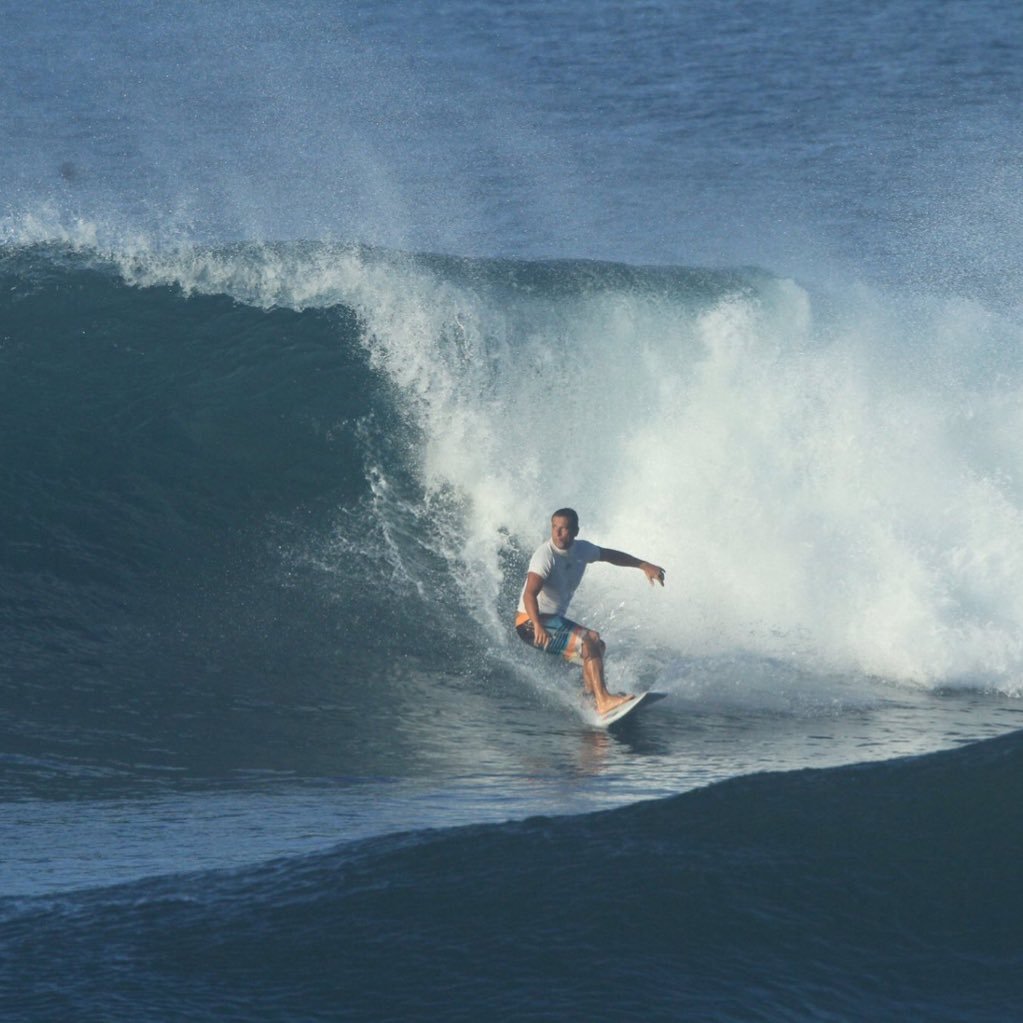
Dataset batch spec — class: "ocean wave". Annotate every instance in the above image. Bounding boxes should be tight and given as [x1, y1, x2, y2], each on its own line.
[4, 238, 1023, 805]
[5, 239, 1023, 707]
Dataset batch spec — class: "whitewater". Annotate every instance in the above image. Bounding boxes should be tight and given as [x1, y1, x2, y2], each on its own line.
[4, 1, 1023, 1020]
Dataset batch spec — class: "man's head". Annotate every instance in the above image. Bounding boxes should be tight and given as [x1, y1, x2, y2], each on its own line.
[550, 508, 579, 550]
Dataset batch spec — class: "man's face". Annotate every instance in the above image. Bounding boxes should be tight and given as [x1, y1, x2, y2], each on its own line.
[550, 515, 577, 551]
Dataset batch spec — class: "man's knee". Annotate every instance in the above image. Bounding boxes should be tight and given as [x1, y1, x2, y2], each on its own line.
[582, 630, 605, 660]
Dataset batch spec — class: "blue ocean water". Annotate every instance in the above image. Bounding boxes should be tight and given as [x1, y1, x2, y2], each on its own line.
[3, 1, 1023, 1019]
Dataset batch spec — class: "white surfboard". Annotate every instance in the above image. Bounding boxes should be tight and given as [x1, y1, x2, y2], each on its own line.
[595, 690, 667, 728]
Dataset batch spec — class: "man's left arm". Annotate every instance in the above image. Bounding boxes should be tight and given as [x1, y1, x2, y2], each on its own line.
[599, 547, 666, 587]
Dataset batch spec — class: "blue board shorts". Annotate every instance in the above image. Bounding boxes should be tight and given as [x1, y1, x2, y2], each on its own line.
[514, 612, 588, 665]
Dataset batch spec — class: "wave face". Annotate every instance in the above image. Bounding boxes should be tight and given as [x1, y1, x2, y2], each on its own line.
[3, 728, 1021, 1022]
[6, 240, 1023, 733]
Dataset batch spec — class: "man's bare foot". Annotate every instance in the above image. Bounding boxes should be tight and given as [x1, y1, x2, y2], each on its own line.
[597, 693, 635, 716]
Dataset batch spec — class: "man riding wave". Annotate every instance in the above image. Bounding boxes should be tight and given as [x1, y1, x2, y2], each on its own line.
[515, 508, 665, 715]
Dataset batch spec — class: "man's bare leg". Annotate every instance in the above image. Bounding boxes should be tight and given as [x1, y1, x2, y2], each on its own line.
[581, 632, 633, 715]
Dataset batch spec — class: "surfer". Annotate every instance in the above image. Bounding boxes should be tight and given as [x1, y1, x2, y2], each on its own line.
[515, 508, 665, 716]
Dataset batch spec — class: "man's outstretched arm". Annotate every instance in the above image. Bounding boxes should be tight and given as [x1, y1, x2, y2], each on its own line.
[599, 548, 666, 586]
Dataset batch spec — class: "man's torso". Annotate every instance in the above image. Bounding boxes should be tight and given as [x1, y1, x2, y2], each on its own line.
[517, 538, 601, 616]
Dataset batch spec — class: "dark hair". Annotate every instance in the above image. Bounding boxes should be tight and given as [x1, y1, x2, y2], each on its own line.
[551, 507, 579, 532]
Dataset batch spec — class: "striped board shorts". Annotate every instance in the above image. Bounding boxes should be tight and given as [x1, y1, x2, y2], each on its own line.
[514, 612, 588, 664]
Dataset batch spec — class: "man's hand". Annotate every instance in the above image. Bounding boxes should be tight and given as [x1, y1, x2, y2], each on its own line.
[641, 561, 666, 587]
[532, 622, 551, 649]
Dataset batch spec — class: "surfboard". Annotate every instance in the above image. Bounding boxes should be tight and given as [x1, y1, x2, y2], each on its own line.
[597, 690, 667, 728]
